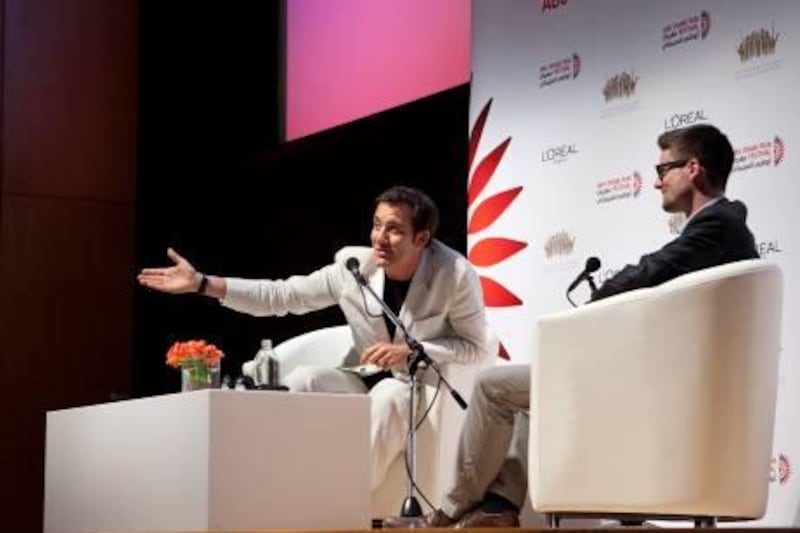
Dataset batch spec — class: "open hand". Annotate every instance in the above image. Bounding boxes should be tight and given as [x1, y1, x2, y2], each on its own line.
[137, 248, 201, 294]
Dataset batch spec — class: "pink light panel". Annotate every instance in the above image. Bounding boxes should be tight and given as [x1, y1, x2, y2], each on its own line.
[286, 0, 470, 140]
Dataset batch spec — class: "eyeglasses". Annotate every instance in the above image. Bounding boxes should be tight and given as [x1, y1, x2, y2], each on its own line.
[655, 159, 689, 179]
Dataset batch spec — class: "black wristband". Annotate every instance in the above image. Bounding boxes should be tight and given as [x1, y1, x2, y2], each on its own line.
[197, 273, 208, 295]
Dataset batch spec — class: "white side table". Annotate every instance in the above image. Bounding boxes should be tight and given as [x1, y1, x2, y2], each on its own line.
[44, 390, 370, 531]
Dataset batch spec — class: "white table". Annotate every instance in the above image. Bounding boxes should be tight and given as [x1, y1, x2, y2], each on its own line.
[44, 389, 371, 531]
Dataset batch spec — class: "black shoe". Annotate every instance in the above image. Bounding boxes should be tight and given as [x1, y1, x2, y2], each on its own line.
[383, 509, 456, 528]
[454, 508, 520, 528]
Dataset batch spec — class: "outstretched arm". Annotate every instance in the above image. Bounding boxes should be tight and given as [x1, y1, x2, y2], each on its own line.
[137, 247, 227, 298]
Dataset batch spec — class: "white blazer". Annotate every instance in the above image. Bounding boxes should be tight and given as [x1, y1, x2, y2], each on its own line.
[221, 240, 491, 371]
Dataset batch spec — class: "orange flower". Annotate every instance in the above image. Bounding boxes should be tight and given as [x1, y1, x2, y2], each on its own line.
[166, 340, 225, 369]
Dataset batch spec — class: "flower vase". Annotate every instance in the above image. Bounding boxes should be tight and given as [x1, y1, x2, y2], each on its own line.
[180, 359, 221, 391]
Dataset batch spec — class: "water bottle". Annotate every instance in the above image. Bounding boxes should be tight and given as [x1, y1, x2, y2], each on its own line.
[254, 339, 287, 390]
[254, 339, 274, 386]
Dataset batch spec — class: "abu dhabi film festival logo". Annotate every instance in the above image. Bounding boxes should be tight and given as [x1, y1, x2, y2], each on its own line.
[769, 453, 791, 485]
[732, 135, 785, 173]
[662, 10, 711, 50]
[544, 231, 576, 258]
[542, 143, 578, 165]
[603, 70, 638, 102]
[737, 26, 780, 63]
[540, 53, 581, 88]
[596, 171, 643, 205]
[541, 0, 568, 12]
[663, 109, 708, 131]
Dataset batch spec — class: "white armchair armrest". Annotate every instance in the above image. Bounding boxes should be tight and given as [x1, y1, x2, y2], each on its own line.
[242, 325, 355, 381]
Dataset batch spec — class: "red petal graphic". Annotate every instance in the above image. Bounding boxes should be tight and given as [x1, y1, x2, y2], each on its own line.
[468, 98, 493, 171]
[468, 137, 511, 207]
[469, 238, 527, 267]
[468, 186, 523, 234]
[480, 276, 523, 307]
[498, 342, 510, 361]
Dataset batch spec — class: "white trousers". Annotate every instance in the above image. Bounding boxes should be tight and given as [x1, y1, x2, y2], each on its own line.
[283, 365, 413, 491]
[441, 364, 530, 519]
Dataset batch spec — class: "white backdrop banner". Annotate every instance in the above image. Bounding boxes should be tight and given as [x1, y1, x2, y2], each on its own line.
[469, 0, 799, 526]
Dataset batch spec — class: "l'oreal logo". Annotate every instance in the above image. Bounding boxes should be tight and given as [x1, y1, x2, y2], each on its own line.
[664, 109, 708, 131]
[541, 144, 578, 164]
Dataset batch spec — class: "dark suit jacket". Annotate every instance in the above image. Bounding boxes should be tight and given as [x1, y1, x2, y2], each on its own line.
[591, 198, 759, 301]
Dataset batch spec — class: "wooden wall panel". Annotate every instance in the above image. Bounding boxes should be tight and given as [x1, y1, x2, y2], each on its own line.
[0, 195, 135, 526]
[0, 0, 138, 530]
[0, 196, 134, 401]
[1, 0, 138, 201]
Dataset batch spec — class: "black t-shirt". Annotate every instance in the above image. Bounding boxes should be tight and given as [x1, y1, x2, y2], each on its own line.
[361, 276, 411, 390]
[382, 277, 411, 339]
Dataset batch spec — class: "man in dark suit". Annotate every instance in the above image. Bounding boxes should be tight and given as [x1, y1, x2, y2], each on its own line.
[387, 124, 759, 528]
[593, 124, 758, 298]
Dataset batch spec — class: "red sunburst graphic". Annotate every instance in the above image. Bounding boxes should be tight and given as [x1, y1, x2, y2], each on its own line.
[468, 98, 528, 359]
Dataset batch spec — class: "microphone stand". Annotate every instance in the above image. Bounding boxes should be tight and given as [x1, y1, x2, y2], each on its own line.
[566, 271, 600, 307]
[351, 269, 467, 518]
[587, 273, 598, 299]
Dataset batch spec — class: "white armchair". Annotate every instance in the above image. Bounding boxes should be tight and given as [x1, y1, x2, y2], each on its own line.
[529, 259, 783, 528]
[253, 325, 494, 518]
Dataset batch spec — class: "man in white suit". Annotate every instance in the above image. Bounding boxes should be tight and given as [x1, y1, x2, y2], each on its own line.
[138, 185, 492, 491]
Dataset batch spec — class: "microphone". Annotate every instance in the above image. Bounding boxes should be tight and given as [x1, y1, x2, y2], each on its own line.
[346, 257, 366, 285]
[567, 256, 601, 293]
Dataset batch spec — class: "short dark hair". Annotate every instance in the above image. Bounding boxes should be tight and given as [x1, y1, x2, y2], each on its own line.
[657, 124, 734, 192]
[375, 185, 439, 239]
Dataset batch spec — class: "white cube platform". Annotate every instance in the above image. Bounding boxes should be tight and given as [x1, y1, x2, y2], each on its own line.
[44, 389, 371, 531]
